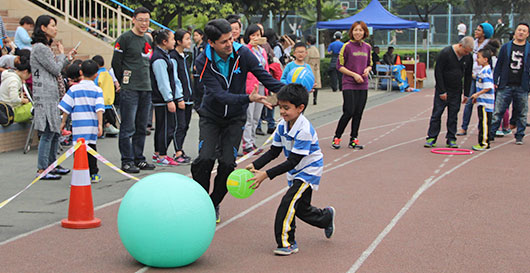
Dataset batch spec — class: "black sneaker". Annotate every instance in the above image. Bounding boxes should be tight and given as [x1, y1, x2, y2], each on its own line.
[267, 127, 276, 134]
[137, 161, 156, 170]
[215, 206, 220, 223]
[324, 206, 336, 239]
[256, 128, 265, 136]
[51, 165, 71, 175]
[122, 163, 140, 173]
[515, 138, 524, 145]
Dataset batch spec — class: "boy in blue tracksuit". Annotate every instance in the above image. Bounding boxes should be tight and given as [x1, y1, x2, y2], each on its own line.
[192, 19, 285, 223]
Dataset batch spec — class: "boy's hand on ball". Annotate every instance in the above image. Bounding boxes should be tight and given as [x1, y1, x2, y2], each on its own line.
[248, 170, 267, 189]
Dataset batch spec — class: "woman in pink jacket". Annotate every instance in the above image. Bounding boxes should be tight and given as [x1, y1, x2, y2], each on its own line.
[242, 24, 270, 155]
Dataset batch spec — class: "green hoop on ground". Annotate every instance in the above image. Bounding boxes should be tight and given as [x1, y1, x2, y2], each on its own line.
[431, 148, 473, 155]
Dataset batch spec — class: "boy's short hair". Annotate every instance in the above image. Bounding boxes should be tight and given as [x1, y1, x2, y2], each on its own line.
[205, 19, 232, 42]
[277, 84, 308, 109]
[478, 48, 492, 61]
[133, 7, 150, 18]
[81, 60, 99, 78]
[19, 16, 34, 26]
[92, 55, 104, 67]
[293, 42, 306, 51]
[306, 35, 316, 45]
[66, 63, 81, 80]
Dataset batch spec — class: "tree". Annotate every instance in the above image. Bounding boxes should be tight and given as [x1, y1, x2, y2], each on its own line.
[396, 0, 463, 22]
[299, 0, 346, 29]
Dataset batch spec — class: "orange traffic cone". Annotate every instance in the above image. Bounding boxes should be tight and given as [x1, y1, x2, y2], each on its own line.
[61, 138, 101, 229]
[395, 55, 402, 65]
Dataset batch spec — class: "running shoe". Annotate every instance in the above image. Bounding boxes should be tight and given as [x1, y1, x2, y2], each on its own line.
[152, 153, 158, 163]
[515, 138, 524, 145]
[331, 137, 341, 149]
[136, 161, 156, 170]
[122, 162, 140, 173]
[348, 138, 360, 149]
[446, 141, 459, 148]
[38, 172, 62, 180]
[156, 156, 179, 166]
[472, 144, 488, 151]
[456, 129, 466, 136]
[502, 128, 512, 135]
[91, 174, 102, 183]
[51, 165, 70, 175]
[174, 155, 191, 165]
[104, 125, 119, 135]
[324, 206, 336, 239]
[274, 242, 299, 256]
[424, 138, 436, 148]
[215, 206, 220, 223]
[495, 130, 505, 137]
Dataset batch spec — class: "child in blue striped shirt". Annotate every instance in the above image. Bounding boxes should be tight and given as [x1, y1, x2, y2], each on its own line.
[246, 84, 335, 256]
[470, 48, 495, 151]
[59, 60, 105, 183]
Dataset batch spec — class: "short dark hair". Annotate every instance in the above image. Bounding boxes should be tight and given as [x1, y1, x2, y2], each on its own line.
[81, 59, 99, 78]
[92, 55, 104, 67]
[32, 15, 57, 45]
[226, 14, 240, 22]
[388, 46, 394, 51]
[19, 16, 34, 26]
[306, 35, 316, 45]
[348, 21, 369, 40]
[205, 19, 232, 42]
[293, 42, 306, 51]
[133, 7, 150, 18]
[151, 29, 171, 46]
[15, 55, 31, 72]
[478, 48, 492, 60]
[175, 29, 191, 44]
[516, 22, 530, 31]
[16, 49, 31, 58]
[277, 84, 308, 109]
[66, 63, 81, 80]
[243, 24, 262, 44]
[228, 18, 241, 29]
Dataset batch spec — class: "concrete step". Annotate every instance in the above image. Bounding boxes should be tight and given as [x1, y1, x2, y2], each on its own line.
[0, 10, 8, 16]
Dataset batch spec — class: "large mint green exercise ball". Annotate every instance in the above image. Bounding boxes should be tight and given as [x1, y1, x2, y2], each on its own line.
[117, 172, 216, 267]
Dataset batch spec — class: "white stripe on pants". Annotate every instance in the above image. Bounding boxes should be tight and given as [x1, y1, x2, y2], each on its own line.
[242, 84, 265, 149]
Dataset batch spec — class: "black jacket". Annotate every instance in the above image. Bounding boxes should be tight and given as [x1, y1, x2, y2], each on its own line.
[435, 45, 473, 96]
[170, 50, 193, 103]
[195, 42, 284, 118]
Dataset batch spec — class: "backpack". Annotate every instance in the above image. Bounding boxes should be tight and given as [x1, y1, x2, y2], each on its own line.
[0, 101, 14, 127]
[274, 43, 291, 66]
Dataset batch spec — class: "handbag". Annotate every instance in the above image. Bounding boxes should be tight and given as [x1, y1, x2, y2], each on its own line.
[0, 101, 14, 126]
[13, 102, 33, 123]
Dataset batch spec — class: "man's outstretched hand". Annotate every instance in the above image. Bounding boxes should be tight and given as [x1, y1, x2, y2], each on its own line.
[249, 85, 273, 109]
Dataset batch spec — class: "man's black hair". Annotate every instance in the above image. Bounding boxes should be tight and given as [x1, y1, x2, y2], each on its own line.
[92, 55, 104, 67]
[306, 35, 316, 45]
[226, 14, 241, 22]
[277, 84, 308, 109]
[516, 22, 530, 31]
[81, 59, 99, 78]
[293, 42, 306, 51]
[204, 19, 232, 42]
[243, 24, 262, 44]
[19, 16, 34, 26]
[227, 18, 241, 29]
[133, 7, 150, 18]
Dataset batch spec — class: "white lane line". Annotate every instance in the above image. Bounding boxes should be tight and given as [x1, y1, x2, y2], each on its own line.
[347, 139, 513, 273]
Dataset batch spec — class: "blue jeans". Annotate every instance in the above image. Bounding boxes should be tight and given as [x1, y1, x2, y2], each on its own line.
[490, 86, 529, 139]
[37, 123, 59, 170]
[119, 90, 152, 164]
[460, 80, 476, 131]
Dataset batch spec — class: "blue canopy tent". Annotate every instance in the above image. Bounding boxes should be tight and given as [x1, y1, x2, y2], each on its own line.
[316, 0, 430, 89]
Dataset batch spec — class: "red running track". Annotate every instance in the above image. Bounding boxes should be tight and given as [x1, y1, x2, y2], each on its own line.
[2, 91, 530, 273]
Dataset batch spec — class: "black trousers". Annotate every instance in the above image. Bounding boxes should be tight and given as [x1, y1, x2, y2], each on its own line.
[427, 91, 462, 143]
[175, 104, 193, 153]
[328, 68, 343, 91]
[87, 143, 98, 176]
[334, 90, 368, 140]
[477, 105, 492, 147]
[191, 110, 246, 207]
[275, 180, 332, 248]
[154, 105, 177, 156]
[103, 108, 117, 127]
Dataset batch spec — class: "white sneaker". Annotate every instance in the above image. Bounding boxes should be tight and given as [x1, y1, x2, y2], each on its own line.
[104, 125, 119, 135]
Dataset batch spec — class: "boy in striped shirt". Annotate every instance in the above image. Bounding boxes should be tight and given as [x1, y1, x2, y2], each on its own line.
[470, 48, 495, 151]
[59, 60, 105, 182]
[246, 84, 335, 256]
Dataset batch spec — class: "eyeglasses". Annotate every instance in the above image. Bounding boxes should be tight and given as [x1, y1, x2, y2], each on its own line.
[135, 18, 150, 23]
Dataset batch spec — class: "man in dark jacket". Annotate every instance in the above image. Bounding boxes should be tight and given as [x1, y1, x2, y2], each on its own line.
[425, 36, 473, 148]
[489, 23, 530, 145]
[192, 19, 284, 223]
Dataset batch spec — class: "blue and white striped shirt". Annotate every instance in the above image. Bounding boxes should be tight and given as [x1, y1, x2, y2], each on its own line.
[58, 80, 105, 144]
[476, 65, 495, 112]
[273, 114, 323, 190]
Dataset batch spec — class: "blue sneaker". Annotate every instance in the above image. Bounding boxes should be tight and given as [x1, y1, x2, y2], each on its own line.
[90, 174, 102, 183]
[324, 206, 335, 239]
[446, 141, 459, 148]
[274, 242, 299, 256]
[424, 138, 436, 148]
[495, 130, 505, 137]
